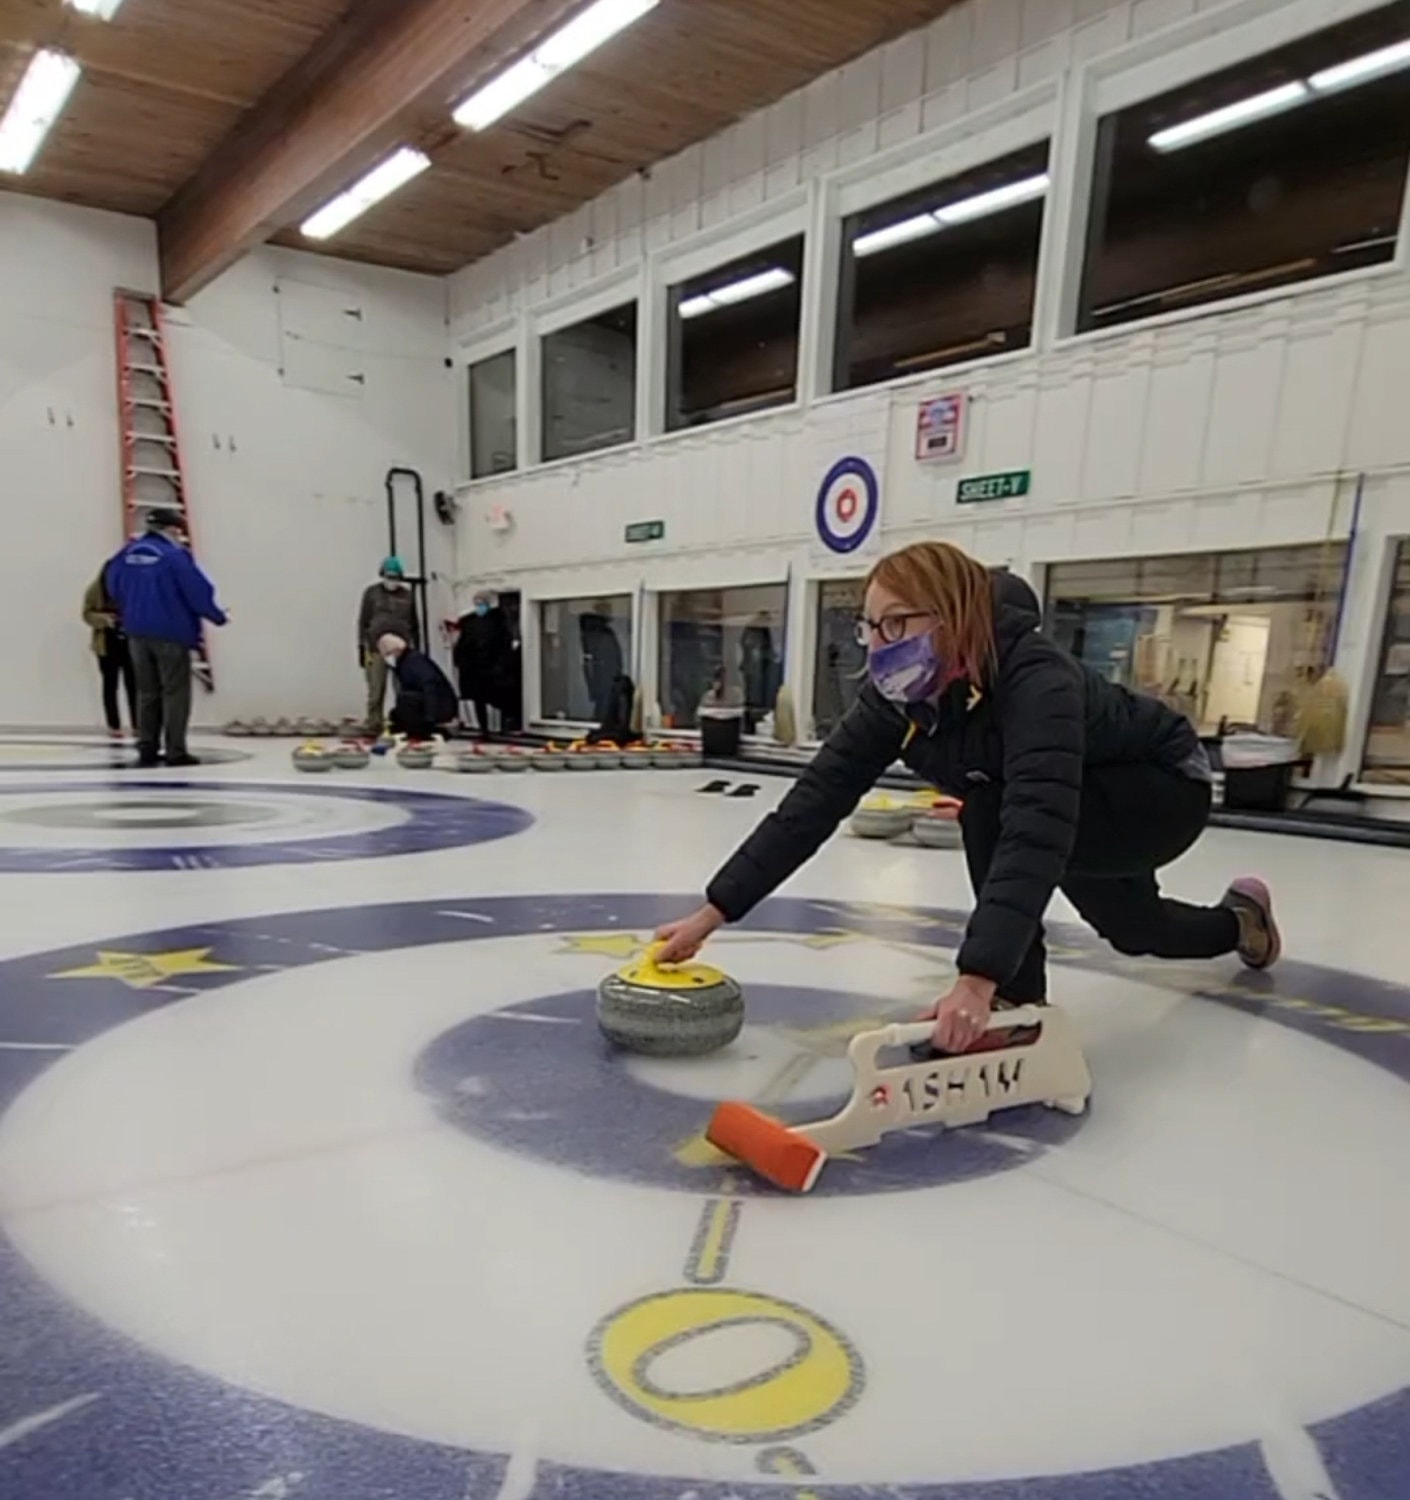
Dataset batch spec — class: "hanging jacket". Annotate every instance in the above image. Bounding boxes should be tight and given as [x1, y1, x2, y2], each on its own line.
[705, 572, 1202, 988]
[104, 533, 225, 648]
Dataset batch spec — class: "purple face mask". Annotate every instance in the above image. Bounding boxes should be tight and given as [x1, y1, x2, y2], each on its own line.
[868, 630, 944, 703]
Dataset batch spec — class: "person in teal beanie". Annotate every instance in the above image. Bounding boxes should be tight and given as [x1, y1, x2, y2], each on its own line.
[358, 556, 419, 734]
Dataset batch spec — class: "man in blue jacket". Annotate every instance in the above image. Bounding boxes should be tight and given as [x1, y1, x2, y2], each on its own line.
[105, 508, 227, 768]
[378, 633, 458, 741]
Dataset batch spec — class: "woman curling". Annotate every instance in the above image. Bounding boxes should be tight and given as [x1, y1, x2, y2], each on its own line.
[655, 540, 1279, 1054]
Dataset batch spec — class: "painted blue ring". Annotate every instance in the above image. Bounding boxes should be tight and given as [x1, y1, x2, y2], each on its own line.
[0, 892, 1406, 1499]
[0, 780, 533, 871]
[815, 456, 880, 554]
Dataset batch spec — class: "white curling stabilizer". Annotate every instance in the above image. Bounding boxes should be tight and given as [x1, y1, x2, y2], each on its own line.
[800, 1005, 1091, 1156]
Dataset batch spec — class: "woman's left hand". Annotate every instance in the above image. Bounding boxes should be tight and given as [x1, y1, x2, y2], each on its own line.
[925, 975, 998, 1052]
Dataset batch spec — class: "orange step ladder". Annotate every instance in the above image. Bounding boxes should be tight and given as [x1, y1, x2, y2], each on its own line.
[113, 289, 213, 690]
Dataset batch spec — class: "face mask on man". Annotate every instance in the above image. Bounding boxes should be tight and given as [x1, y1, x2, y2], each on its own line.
[867, 631, 944, 703]
[383, 577, 407, 592]
[474, 601, 490, 617]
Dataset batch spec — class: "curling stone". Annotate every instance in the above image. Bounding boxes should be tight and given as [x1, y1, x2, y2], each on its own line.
[650, 744, 681, 769]
[454, 748, 496, 773]
[292, 743, 334, 773]
[532, 747, 568, 770]
[250, 717, 273, 737]
[912, 811, 963, 848]
[567, 746, 600, 770]
[273, 717, 295, 737]
[497, 748, 531, 772]
[224, 719, 251, 737]
[332, 742, 370, 770]
[597, 945, 745, 1057]
[594, 741, 625, 768]
[850, 795, 913, 840]
[623, 745, 654, 769]
[295, 716, 320, 738]
[397, 742, 436, 770]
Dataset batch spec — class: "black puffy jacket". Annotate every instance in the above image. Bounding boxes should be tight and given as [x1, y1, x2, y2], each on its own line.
[705, 573, 1199, 987]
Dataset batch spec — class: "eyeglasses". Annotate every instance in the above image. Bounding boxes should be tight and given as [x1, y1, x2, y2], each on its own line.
[854, 612, 934, 646]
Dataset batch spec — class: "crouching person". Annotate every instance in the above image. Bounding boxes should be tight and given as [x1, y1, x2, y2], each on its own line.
[378, 634, 459, 741]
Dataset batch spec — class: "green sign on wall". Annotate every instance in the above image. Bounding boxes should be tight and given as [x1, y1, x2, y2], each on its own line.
[625, 519, 665, 544]
[956, 470, 1032, 504]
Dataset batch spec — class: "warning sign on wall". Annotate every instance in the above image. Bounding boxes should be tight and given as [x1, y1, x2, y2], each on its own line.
[915, 394, 967, 463]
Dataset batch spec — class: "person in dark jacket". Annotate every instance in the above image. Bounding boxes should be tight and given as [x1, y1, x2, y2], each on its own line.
[656, 539, 1280, 1054]
[359, 558, 420, 734]
[82, 569, 136, 739]
[378, 634, 458, 741]
[453, 592, 513, 738]
[104, 508, 226, 768]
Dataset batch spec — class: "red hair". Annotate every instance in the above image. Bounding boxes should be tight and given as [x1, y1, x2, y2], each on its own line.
[864, 540, 997, 686]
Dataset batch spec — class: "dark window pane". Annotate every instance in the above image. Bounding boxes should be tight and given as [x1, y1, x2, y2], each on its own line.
[835, 141, 1050, 391]
[659, 584, 788, 730]
[1365, 540, 1410, 780]
[540, 595, 633, 723]
[1080, 1, 1410, 332]
[468, 349, 517, 479]
[1044, 544, 1345, 734]
[667, 237, 805, 430]
[813, 579, 867, 737]
[541, 303, 637, 461]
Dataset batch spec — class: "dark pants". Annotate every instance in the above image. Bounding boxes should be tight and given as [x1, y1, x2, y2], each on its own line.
[97, 633, 136, 731]
[130, 636, 193, 762]
[961, 764, 1240, 1003]
[390, 693, 444, 742]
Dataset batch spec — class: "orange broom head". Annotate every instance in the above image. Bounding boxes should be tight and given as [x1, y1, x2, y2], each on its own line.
[706, 1102, 827, 1193]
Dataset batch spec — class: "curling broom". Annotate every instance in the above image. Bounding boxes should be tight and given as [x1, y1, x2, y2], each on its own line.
[706, 1005, 1090, 1193]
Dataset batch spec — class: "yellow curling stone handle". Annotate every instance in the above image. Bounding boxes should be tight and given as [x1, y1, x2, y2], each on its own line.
[619, 941, 730, 990]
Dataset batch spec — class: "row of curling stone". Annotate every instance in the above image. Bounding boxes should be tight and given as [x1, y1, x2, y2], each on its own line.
[228, 716, 362, 739]
[454, 739, 704, 773]
[597, 942, 744, 1057]
[291, 735, 434, 772]
[851, 791, 964, 847]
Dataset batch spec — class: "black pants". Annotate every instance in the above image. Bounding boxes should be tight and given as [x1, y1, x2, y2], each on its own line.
[130, 636, 193, 761]
[390, 693, 443, 741]
[961, 764, 1239, 1003]
[97, 633, 136, 731]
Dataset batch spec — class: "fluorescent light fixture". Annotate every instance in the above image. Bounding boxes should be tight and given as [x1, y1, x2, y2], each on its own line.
[1310, 37, 1410, 94]
[935, 172, 1049, 224]
[300, 147, 432, 240]
[853, 213, 942, 258]
[0, 49, 81, 175]
[1148, 81, 1309, 152]
[852, 175, 1049, 258]
[678, 267, 795, 319]
[65, 0, 125, 18]
[455, 0, 660, 131]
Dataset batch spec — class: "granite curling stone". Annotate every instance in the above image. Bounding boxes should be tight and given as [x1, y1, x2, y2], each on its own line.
[332, 742, 371, 770]
[597, 945, 745, 1057]
[497, 748, 531, 772]
[850, 795, 913, 840]
[912, 810, 963, 848]
[397, 742, 437, 770]
[292, 742, 334, 772]
[223, 719, 251, 737]
[455, 748, 496, 773]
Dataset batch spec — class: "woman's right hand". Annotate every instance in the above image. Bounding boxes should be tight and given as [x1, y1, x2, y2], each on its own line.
[654, 903, 726, 964]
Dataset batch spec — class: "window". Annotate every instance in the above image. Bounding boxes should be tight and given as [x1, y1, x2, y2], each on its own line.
[541, 303, 637, 462]
[1080, 2, 1410, 333]
[468, 349, 517, 479]
[813, 579, 867, 737]
[834, 141, 1050, 391]
[659, 584, 788, 731]
[539, 595, 634, 723]
[1364, 540, 1410, 782]
[667, 236, 805, 430]
[1044, 545, 1346, 736]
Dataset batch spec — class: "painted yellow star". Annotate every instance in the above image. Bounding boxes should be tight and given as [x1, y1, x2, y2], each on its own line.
[51, 948, 240, 991]
[557, 932, 647, 959]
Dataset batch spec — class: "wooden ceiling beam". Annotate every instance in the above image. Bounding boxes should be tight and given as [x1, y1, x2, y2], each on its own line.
[156, 0, 572, 304]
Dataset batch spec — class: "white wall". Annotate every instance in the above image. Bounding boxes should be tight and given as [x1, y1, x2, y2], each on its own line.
[444, 0, 1410, 784]
[0, 193, 455, 729]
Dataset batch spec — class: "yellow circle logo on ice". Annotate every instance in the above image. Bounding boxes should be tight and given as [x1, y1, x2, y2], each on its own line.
[587, 1287, 864, 1442]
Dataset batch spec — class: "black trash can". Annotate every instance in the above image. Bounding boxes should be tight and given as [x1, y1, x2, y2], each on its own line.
[699, 709, 743, 758]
